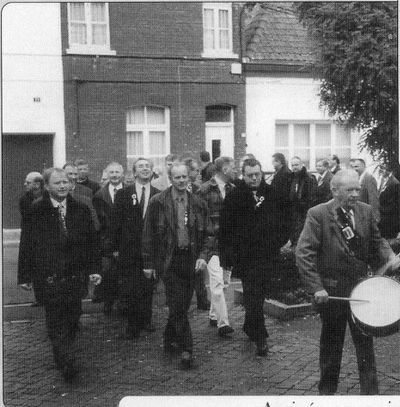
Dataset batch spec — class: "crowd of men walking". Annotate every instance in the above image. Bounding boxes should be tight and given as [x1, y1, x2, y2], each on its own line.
[17, 151, 400, 395]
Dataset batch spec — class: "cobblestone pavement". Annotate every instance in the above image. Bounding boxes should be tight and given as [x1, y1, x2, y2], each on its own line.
[3, 285, 400, 407]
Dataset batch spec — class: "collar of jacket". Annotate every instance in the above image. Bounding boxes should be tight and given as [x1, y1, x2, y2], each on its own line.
[327, 200, 366, 252]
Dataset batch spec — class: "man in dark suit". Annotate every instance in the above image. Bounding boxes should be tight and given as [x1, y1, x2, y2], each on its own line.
[18, 168, 101, 381]
[329, 154, 341, 175]
[17, 171, 44, 306]
[75, 158, 101, 195]
[377, 164, 400, 240]
[314, 159, 333, 205]
[142, 162, 208, 369]
[269, 153, 293, 247]
[350, 158, 380, 222]
[111, 158, 160, 339]
[93, 161, 124, 313]
[219, 158, 287, 356]
[289, 156, 317, 245]
[296, 169, 399, 395]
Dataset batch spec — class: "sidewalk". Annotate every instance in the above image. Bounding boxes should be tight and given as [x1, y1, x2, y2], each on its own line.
[3, 283, 400, 406]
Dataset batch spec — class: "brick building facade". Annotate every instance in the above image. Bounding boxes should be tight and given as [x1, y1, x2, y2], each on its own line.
[60, 2, 246, 177]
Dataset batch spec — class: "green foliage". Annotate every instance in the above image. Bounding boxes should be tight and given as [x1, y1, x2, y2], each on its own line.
[295, 2, 398, 170]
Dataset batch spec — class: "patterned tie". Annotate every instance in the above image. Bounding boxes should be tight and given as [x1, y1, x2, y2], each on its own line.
[58, 203, 67, 236]
[140, 186, 146, 217]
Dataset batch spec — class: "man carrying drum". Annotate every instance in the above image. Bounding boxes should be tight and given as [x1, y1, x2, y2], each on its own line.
[296, 169, 400, 395]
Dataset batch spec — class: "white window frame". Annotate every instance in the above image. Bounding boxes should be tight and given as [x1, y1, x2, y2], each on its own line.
[67, 2, 116, 55]
[275, 121, 352, 171]
[126, 106, 170, 169]
[202, 3, 238, 59]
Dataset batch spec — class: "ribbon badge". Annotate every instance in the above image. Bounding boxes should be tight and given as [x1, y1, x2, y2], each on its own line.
[255, 196, 265, 208]
[132, 194, 137, 206]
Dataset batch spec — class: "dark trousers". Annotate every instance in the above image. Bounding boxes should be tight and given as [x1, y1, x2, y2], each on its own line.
[241, 262, 271, 343]
[318, 301, 378, 395]
[44, 292, 82, 370]
[163, 250, 195, 353]
[120, 270, 154, 333]
[194, 268, 208, 307]
[93, 256, 119, 306]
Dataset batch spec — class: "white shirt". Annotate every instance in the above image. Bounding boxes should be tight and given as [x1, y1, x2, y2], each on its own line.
[50, 197, 67, 216]
[108, 183, 123, 203]
[214, 174, 227, 199]
[135, 181, 151, 217]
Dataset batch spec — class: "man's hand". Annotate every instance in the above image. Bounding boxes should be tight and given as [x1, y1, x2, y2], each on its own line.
[195, 259, 207, 273]
[112, 251, 119, 258]
[89, 274, 102, 286]
[19, 283, 32, 291]
[314, 289, 329, 304]
[143, 269, 156, 279]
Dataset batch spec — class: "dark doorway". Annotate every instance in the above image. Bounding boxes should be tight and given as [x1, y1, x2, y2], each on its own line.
[211, 139, 221, 162]
[2, 134, 53, 228]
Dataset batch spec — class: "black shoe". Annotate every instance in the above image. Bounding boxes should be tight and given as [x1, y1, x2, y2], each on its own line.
[256, 338, 269, 356]
[143, 323, 156, 333]
[61, 363, 78, 382]
[209, 319, 218, 327]
[218, 325, 234, 337]
[180, 351, 193, 370]
[197, 301, 210, 311]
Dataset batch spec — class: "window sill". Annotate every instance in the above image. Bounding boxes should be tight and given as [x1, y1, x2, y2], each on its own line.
[66, 47, 116, 56]
[201, 51, 239, 59]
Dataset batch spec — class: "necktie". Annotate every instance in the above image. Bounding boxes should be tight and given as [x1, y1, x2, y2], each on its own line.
[224, 183, 232, 198]
[140, 186, 146, 217]
[113, 187, 118, 203]
[58, 203, 67, 236]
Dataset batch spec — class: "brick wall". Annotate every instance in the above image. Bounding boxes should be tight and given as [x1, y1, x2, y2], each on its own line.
[60, 2, 246, 180]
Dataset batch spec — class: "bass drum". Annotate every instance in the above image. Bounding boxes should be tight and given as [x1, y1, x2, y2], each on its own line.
[350, 276, 400, 337]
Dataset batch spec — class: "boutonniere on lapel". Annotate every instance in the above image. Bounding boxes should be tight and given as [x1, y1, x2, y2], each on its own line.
[255, 196, 265, 209]
[184, 210, 188, 226]
[131, 194, 137, 206]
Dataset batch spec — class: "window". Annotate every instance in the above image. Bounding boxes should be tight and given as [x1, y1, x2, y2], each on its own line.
[202, 3, 237, 58]
[126, 106, 170, 173]
[275, 122, 352, 170]
[67, 3, 115, 55]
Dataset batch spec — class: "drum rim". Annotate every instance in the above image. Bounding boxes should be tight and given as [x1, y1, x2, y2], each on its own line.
[350, 275, 400, 332]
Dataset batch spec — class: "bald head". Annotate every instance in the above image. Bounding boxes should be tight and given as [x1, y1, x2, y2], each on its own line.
[331, 169, 360, 210]
[24, 172, 43, 192]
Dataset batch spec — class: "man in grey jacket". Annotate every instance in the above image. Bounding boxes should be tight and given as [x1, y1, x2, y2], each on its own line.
[296, 169, 399, 395]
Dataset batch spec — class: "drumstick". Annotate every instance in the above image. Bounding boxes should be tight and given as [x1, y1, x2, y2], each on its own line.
[328, 296, 370, 303]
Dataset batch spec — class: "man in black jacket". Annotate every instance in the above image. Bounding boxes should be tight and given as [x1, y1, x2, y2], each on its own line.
[219, 158, 286, 356]
[18, 168, 101, 381]
[93, 161, 124, 313]
[111, 158, 160, 339]
[289, 156, 317, 245]
[18, 171, 44, 306]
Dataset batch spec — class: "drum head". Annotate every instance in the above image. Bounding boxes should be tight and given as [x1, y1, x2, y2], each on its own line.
[350, 276, 400, 328]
